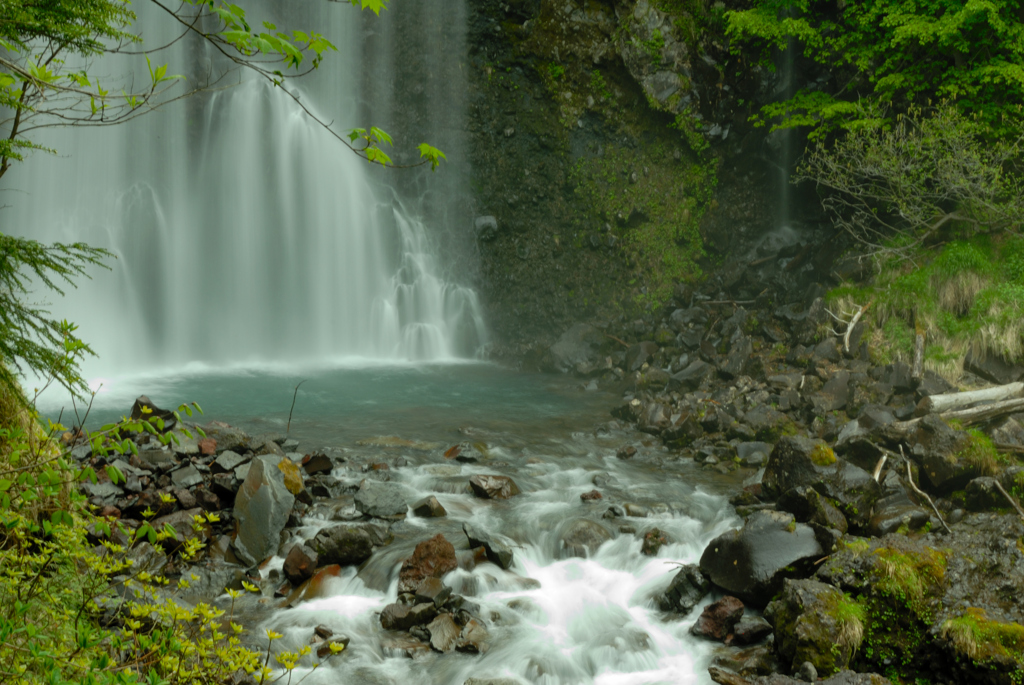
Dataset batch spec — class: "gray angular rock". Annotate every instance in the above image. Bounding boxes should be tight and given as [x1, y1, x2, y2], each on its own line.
[232, 456, 295, 567]
[699, 510, 824, 607]
[463, 522, 514, 569]
[656, 563, 711, 614]
[761, 436, 834, 499]
[668, 359, 714, 392]
[212, 450, 248, 474]
[545, 323, 605, 373]
[412, 495, 447, 517]
[311, 524, 382, 566]
[171, 464, 204, 490]
[764, 579, 862, 677]
[354, 480, 410, 518]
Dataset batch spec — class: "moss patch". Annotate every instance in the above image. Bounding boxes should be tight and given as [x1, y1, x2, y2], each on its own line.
[829, 235, 1024, 379]
[810, 443, 837, 466]
[941, 608, 1024, 681]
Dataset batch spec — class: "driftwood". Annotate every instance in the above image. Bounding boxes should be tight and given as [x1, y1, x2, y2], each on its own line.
[993, 480, 1024, 520]
[915, 382, 1024, 417]
[892, 395, 1024, 433]
[900, 445, 952, 534]
[844, 301, 872, 353]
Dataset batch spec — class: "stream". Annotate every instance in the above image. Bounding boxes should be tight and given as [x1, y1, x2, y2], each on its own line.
[42, 362, 745, 685]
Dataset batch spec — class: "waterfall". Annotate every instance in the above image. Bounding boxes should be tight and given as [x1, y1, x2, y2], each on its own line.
[1, 0, 487, 381]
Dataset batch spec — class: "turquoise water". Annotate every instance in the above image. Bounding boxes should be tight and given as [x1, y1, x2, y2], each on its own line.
[37, 362, 617, 449]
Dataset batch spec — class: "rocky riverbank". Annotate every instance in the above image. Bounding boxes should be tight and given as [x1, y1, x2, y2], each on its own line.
[535, 279, 1024, 684]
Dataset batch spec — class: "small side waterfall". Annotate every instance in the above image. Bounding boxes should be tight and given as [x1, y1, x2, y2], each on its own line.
[1, 0, 486, 379]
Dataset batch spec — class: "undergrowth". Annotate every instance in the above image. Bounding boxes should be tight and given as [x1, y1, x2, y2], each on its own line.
[829, 235, 1024, 380]
[0, 378, 340, 684]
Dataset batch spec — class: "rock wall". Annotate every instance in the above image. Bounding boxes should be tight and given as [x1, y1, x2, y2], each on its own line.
[464, 0, 809, 356]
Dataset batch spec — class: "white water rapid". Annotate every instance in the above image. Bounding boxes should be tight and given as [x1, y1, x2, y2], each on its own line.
[1, 0, 486, 380]
[232, 426, 739, 685]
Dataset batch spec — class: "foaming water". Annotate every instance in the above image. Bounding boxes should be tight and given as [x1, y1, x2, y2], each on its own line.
[228, 416, 742, 685]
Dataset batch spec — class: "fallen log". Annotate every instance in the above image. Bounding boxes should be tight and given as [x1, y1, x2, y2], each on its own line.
[890, 395, 1024, 435]
[914, 382, 1024, 417]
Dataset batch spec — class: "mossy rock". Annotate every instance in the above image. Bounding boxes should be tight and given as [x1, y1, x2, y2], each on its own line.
[765, 578, 865, 677]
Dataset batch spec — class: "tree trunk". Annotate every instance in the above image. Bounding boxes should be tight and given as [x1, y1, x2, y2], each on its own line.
[914, 382, 1024, 417]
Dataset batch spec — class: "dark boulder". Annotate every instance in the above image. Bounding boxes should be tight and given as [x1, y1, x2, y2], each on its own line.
[668, 360, 714, 392]
[625, 341, 659, 371]
[656, 564, 711, 614]
[764, 579, 863, 677]
[699, 511, 824, 607]
[778, 486, 848, 533]
[354, 480, 411, 518]
[544, 323, 605, 374]
[412, 495, 447, 518]
[463, 522, 514, 569]
[311, 524, 388, 566]
[558, 518, 612, 558]
[761, 436, 835, 499]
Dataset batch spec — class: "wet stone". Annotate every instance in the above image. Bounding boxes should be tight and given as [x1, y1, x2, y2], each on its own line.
[412, 495, 447, 518]
[468, 474, 521, 500]
[415, 577, 452, 609]
[580, 489, 603, 501]
[171, 464, 203, 490]
[426, 613, 461, 652]
[690, 595, 745, 641]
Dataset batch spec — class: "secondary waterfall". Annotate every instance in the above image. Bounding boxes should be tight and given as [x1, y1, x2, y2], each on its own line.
[1, 0, 486, 380]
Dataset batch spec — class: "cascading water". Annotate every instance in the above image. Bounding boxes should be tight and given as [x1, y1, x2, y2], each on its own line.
[1, 0, 486, 382]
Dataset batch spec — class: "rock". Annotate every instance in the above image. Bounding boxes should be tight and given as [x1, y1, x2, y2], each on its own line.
[455, 617, 489, 653]
[743, 406, 795, 442]
[778, 486, 848, 533]
[559, 518, 613, 557]
[397, 534, 458, 593]
[381, 602, 436, 631]
[152, 507, 210, 553]
[797, 663, 818, 683]
[463, 523, 514, 569]
[414, 577, 452, 608]
[668, 360, 714, 392]
[765, 579, 863, 677]
[657, 564, 711, 614]
[625, 341, 659, 372]
[737, 442, 772, 468]
[468, 475, 520, 500]
[426, 613, 461, 652]
[81, 481, 123, 503]
[411, 495, 447, 517]
[171, 465, 204, 490]
[641, 528, 670, 556]
[809, 371, 850, 415]
[965, 349, 1024, 384]
[901, 414, 976, 492]
[283, 544, 318, 585]
[545, 323, 605, 373]
[719, 337, 755, 379]
[311, 524, 382, 566]
[130, 395, 176, 432]
[473, 215, 498, 241]
[812, 460, 881, 532]
[354, 480, 410, 518]
[731, 616, 773, 646]
[691, 596, 745, 641]
[232, 456, 295, 567]
[699, 511, 824, 607]
[209, 446, 245, 473]
[761, 436, 835, 499]
[865, 496, 930, 537]
[198, 437, 217, 456]
[194, 487, 220, 512]
[965, 477, 1006, 511]
[301, 452, 335, 475]
[580, 489, 602, 501]
[616, 445, 637, 459]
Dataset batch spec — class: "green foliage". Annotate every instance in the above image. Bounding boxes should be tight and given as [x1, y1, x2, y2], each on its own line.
[829, 233, 1024, 374]
[547, 62, 565, 81]
[0, 395, 344, 684]
[810, 443, 837, 466]
[941, 608, 1024, 681]
[589, 70, 612, 100]
[570, 143, 712, 305]
[0, 235, 111, 401]
[955, 428, 1004, 475]
[726, 0, 1024, 137]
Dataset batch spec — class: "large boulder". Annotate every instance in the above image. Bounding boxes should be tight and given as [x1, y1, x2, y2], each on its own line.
[558, 518, 613, 558]
[354, 480, 411, 518]
[899, 414, 976, 492]
[699, 511, 824, 607]
[761, 436, 836, 499]
[764, 579, 863, 677]
[777, 486, 848, 533]
[232, 456, 295, 566]
[397, 534, 458, 593]
[311, 523, 391, 566]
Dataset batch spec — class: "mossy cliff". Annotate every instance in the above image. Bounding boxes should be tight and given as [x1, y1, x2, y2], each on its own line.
[464, 0, 783, 352]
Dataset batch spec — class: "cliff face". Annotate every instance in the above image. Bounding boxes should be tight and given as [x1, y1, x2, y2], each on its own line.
[462, 0, 813, 355]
